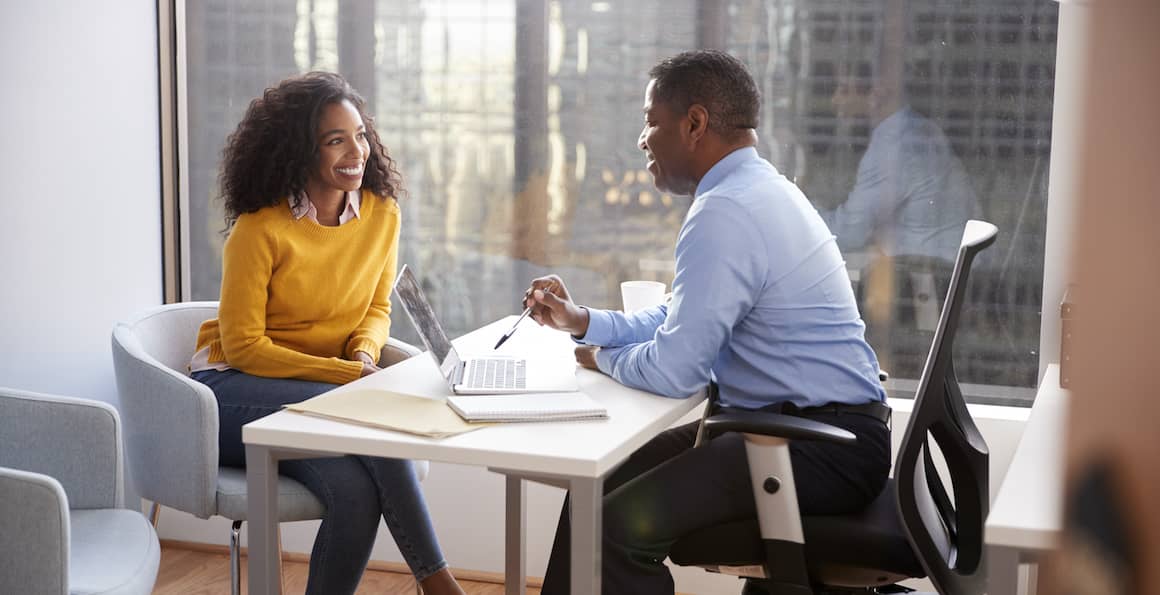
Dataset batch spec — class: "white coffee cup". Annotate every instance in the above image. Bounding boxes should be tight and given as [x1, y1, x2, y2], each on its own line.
[621, 280, 667, 313]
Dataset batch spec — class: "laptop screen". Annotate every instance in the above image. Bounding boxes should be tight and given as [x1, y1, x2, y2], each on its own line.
[392, 265, 456, 368]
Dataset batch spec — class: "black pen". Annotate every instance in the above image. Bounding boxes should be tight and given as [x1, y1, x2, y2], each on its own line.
[496, 280, 559, 349]
[494, 306, 533, 350]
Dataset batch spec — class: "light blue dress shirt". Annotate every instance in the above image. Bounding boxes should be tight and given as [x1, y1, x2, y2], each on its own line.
[581, 147, 886, 410]
[820, 107, 979, 261]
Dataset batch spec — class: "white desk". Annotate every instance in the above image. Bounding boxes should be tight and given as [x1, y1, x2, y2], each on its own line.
[244, 317, 705, 595]
[984, 364, 1069, 595]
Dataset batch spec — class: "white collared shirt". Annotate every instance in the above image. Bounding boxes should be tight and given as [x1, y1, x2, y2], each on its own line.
[289, 190, 362, 224]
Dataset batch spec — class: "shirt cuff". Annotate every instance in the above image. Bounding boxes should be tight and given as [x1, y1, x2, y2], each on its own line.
[595, 345, 622, 376]
[335, 358, 367, 384]
[575, 307, 616, 346]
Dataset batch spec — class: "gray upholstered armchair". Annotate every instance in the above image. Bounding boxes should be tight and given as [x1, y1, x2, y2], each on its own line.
[111, 301, 425, 595]
[0, 387, 161, 595]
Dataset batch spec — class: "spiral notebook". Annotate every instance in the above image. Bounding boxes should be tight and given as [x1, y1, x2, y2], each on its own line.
[446, 392, 608, 423]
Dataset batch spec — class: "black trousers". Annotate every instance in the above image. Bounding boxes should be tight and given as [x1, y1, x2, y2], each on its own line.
[540, 409, 891, 595]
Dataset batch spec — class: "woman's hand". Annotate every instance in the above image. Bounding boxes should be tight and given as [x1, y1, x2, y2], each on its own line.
[354, 351, 381, 377]
[522, 275, 590, 337]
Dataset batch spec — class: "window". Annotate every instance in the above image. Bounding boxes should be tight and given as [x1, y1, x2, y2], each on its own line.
[179, 0, 1057, 405]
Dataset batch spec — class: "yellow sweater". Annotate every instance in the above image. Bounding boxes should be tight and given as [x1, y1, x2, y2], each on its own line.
[195, 190, 401, 384]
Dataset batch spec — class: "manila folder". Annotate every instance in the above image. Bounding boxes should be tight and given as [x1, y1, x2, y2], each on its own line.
[285, 388, 488, 439]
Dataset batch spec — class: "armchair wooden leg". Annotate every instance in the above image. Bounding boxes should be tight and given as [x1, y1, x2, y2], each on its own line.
[149, 501, 161, 526]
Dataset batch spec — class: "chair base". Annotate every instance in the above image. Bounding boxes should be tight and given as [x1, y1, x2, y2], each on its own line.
[692, 565, 917, 595]
[739, 576, 916, 595]
[810, 565, 912, 590]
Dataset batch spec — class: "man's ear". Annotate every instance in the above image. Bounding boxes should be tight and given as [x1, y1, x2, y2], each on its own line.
[685, 103, 710, 144]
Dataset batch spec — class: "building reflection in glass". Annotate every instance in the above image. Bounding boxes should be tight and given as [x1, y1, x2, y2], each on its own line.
[185, 0, 1057, 401]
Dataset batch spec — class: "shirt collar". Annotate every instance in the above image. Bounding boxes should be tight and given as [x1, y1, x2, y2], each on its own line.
[695, 146, 759, 196]
[872, 105, 915, 137]
[289, 190, 362, 223]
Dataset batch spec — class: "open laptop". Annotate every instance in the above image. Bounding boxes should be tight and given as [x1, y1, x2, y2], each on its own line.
[392, 264, 579, 395]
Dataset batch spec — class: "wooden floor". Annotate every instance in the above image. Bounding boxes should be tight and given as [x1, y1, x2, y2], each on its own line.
[154, 543, 542, 595]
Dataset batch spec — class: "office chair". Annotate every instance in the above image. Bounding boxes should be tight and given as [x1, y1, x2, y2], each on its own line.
[111, 301, 426, 595]
[0, 387, 161, 595]
[670, 220, 998, 594]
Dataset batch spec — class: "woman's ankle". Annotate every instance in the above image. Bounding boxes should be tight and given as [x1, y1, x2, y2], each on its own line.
[419, 567, 465, 595]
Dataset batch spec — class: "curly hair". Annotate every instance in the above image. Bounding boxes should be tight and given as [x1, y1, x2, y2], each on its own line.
[219, 71, 403, 228]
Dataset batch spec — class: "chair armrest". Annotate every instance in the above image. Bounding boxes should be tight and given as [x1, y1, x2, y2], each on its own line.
[705, 409, 855, 579]
[379, 337, 422, 368]
[703, 411, 857, 445]
[0, 466, 69, 593]
[0, 388, 123, 509]
[112, 325, 220, 518]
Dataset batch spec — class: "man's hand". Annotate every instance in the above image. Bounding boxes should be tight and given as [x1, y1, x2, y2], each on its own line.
[522, 274, 590, 337]
[574, 345, 600, 370]
[354, 351, 381, 378]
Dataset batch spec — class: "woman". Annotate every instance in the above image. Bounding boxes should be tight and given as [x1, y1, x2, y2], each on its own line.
[190, 72, 464, 595]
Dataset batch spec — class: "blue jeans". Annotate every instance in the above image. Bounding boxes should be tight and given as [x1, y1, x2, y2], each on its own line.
[192, 369, 448, 594]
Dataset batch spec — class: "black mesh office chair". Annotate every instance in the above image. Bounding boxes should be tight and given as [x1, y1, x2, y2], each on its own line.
[670, 220, 999, 595]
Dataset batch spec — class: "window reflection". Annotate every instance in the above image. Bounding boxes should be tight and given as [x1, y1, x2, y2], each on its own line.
[185, 0, 1056, 402]
[814, 8, 984, 383]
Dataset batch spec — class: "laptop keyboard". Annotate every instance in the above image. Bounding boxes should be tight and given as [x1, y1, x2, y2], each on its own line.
[467, 358, 527, 389]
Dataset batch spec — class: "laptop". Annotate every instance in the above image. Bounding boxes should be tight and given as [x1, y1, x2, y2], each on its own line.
[392, 264, 580, 395]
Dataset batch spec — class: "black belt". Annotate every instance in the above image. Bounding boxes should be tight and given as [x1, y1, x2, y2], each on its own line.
[778, 400, 892, 427]
[704, 383, 891, 428]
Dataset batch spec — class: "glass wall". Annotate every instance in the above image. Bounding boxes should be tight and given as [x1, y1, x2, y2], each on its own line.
[183, 0, 1057, 404]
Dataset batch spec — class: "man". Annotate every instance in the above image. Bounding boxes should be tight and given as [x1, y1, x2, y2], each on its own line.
[524, 50, 891, 595]
[820, 64, 980, 372]
[820, 66, 979, 263]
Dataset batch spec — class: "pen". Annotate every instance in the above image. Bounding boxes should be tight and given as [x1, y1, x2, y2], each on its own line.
[495, 280, 559, 350]
[493, 306, 533, 350]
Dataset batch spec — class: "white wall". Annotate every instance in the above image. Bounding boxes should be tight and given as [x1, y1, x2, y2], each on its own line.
[0, 2, 163, 407]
